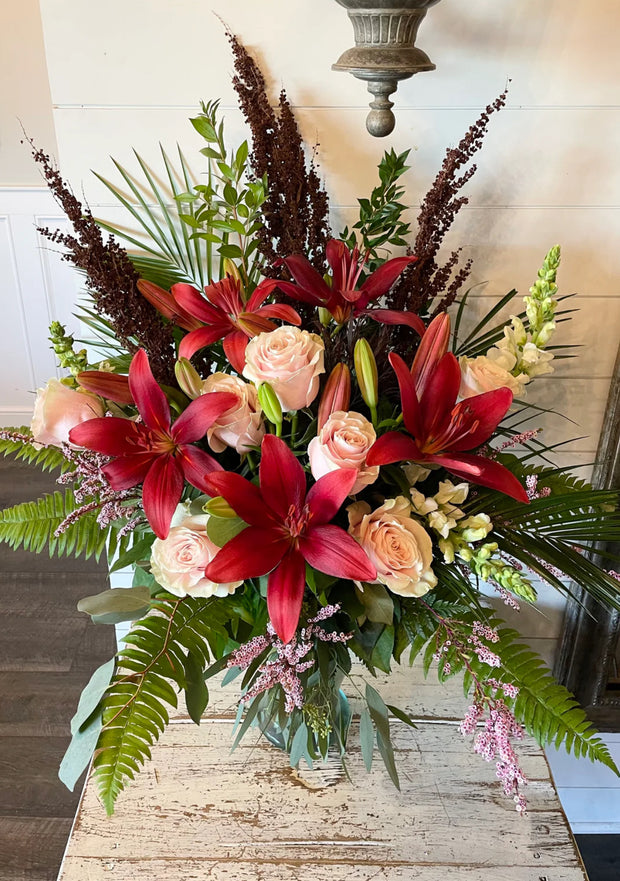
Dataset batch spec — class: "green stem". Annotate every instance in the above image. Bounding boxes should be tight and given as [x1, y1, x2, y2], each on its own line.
[290, 412, 299, 446]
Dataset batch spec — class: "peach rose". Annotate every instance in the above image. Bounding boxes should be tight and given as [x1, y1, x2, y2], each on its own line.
[459, 355, 523, 399]
[201, 373, 265, 455]
[31, 379, 104, 447]
[243, 326, 325, 412]
[347, 497, 437, 597]
[150, 503, 242, 598]
[308, 410, 379, 494]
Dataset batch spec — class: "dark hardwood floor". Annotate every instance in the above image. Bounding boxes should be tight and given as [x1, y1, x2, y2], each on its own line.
[0, 458, 115, 881]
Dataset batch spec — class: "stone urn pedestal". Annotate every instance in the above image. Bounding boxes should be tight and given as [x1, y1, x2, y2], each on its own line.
[332, 0, 443, 136]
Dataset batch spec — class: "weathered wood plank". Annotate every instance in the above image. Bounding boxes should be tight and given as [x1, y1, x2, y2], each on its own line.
[58, 721, 586, 879]
[59, 858, 589, 881]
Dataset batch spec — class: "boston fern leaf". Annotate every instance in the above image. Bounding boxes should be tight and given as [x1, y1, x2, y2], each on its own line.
[476, 627, 619, 774]
[0, 428, 70, 473]
[93, 596, 230, 813]
[0, 488, 137, 565]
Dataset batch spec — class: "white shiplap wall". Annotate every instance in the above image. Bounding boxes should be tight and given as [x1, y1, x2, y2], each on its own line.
[13, 0, 620, 833]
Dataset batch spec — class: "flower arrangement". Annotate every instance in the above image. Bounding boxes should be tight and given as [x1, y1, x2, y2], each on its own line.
[2, 36, 620, 817]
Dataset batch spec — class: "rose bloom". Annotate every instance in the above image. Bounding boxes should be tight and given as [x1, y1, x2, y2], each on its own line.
[31, 378, 104, 447]
[308, 410, 379, 494]
[150, 503, 243, 598]
[459, 355, 524, 399]
[347, 496, 437, 597]
[243, 326, 325, 412]
[201, 372, 265, 454]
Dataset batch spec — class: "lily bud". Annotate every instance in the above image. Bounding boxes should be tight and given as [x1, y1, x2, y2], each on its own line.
[175, 358, 203, 399]
[203, 496, 238, 519]
[318, 307, 331, 327]
[257, 382, 283, 430]
[354, 338, 378, 410]
[318, 363, 351, 430]
[222, 258, 242, 285]
[77, 370, 134, 405]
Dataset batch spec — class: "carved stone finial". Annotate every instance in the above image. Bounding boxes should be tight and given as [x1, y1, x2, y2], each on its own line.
[332, 0, 443, 137]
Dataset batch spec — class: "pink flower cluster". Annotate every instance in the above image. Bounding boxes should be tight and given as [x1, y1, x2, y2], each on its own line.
[468, 621, 501, 668]
[56, 446, 140, 536]
[459, 680, 527, 814]
[227, 605, 352, 713]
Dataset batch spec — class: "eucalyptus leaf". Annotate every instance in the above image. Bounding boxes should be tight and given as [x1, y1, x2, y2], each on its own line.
[71, 658, 116, 734]
[290, 723, 308, 768]
[359, 708, 374, 772]
[59, 709, 104, 792]
[77, 586, 151, 625]
[184, 651, 209, 725]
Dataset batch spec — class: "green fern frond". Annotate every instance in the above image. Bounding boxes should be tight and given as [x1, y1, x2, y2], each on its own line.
[0, 489, 136, 563]
[478, 627, 619, 773]
[93, 596, 231, 813]
[0, 428, 70, 473]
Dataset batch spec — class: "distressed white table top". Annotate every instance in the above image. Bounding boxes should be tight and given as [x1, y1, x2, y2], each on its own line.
[58, 665, 589, 881]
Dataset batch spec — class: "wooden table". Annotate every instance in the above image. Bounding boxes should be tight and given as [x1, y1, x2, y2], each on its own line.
[57, 665, 589, 880]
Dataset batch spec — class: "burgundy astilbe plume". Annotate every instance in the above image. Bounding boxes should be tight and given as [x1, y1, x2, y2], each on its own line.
[227, 34, 331, 283]
[387, 89, 509, 360]
[28, 141, 175, 385]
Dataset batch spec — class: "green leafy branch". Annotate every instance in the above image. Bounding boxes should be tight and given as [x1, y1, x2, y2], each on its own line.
[341, 148, 411, 270]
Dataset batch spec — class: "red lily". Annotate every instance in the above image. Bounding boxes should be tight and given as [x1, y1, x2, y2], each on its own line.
[274, 238, 424, 334]
[174, 276, 301, 373]
[204, 435, 376, 643]
[366, 344, 529, 503]
[69, 349, 237, 539]
[77, 370, 134, 405]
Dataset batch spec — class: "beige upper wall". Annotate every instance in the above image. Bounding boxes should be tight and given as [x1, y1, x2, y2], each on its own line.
[0, 0, 57, 186]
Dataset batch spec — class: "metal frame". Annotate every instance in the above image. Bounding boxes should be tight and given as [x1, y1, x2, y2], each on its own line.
[555, 345, 620, 729]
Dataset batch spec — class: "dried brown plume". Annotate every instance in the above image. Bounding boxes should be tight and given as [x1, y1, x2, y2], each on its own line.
[387, 88, 509, 359]
[29, 143, 175, 384]
[227, 33, 331, 277]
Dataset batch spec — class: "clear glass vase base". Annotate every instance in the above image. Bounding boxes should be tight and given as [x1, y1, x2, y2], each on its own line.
[291, 751, 345, 790]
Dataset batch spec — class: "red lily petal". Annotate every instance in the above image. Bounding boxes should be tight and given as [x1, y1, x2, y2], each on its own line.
[76, 371, 134, 405]
[138, 280, 202, 331]
[203, 471, 274, 527]
[141, 455, 185, 539]
[282, 255, 332, 304]
[129, 349, 171, 433]
[389, 352, 424, 439]
[205, 526, 288, 582]
[172, 283, 224, 325]
[69, 417, 146, 456]
[272, 279, 327, 307]
[176, 444, 224, 493]
[171, 392, 238, 444]
[259, 435, 307, 520]
[255, 303, 302, 326]
[267, 549, 306, 644]
[411, 312, 450, 397]
[306, 468, 358, 524]
[366, 431, 423, 467]
[363, 308, 426, 337]
[236, 313, 276, 336]
[246, 279, 282, 311]
[299, 524, 376, 582]
[428, 452, 529, 503]
[357, 256, 416, 310]
[419, 352, 461, 437]
[326, 239, 355, 294]
[179, 325, 229, 361]
[446, 388, 513, 452]
[102, 452, 155, 490]
[223, 330, 249, 374]
[204, 276, 240, 314]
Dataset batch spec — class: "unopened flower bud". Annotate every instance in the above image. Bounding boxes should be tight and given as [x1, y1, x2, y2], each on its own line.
[354, 338, 378, 410]
[318, 363, 351, 430]
[318, 307, 331, 327]
[257, 382, 283, 429]
[203, 496, 238, 518]
[175, 358, 203, 399]
[222, 259, 242, 284]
